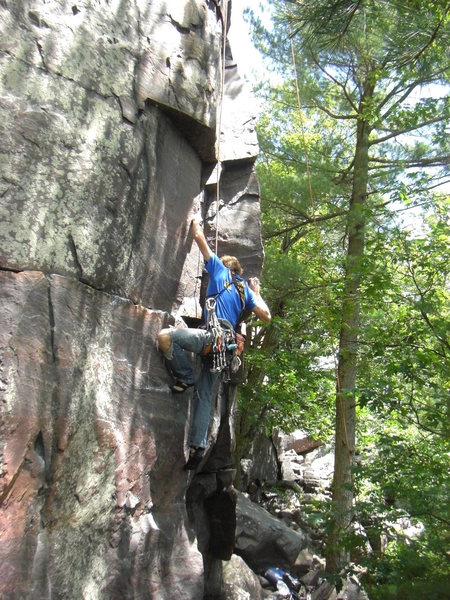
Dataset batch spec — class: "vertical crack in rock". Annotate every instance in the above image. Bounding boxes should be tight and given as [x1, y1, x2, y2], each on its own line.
[118, 156, 133, 180]
[67, 233, 83, 282]
[34, 431, 45, 467]
[167, 58, 182, 110]
[31, 429, 50, 599]
[45, 276, 62, 480]
[35, 39, 48, 71]
[46, 281, 57, 365]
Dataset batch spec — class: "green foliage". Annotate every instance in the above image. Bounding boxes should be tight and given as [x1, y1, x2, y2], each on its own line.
[363, 537, 450, 600]
[349, 201, 449, 595]
[358, 198, 449, 424]
[255, 0, 450, 198]
[240, 317, 336, 438]
[241, 0, 449, 584]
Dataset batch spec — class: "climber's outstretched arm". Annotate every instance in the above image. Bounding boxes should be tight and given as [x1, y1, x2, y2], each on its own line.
[253, 303, 271, 323]
[191, 219, 212, 262]
[248, 277, 271, 323]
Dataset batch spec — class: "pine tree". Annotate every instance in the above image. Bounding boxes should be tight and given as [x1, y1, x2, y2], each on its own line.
[248, 0, 449, 572]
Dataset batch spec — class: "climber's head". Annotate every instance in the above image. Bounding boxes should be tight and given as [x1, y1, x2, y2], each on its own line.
[220, 255, 243, 275]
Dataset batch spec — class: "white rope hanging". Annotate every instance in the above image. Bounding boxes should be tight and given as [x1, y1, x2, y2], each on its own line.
[214, 0, 229, 255]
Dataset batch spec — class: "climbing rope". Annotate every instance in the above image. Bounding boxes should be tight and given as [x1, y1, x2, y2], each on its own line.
[193, 243, 202, 319]
[214, 0, 229, 255]
[193, 2, 228, 315]
[193, 1, 227, 299]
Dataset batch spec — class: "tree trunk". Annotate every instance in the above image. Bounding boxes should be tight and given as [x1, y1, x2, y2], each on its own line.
[326, 83, 373, 573]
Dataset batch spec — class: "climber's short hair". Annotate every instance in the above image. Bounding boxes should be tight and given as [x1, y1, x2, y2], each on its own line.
[220, 255, 243, 275]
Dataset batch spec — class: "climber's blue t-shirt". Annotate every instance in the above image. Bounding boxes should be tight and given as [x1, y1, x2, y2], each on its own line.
[205, 254, 257, 328]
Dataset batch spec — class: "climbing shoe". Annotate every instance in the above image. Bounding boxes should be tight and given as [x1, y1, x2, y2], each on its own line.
[170, 380, 194, 394]
[183, 447, 205, 470]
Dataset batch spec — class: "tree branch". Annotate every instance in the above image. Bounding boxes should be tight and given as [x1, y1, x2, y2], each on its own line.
[398, 15, 447, 68]
[378, 80, 423, 122]
[264, 208, 348, 239]
[315, 101, 357, 120]
[310, 52, 359, 112]
[369, 155, 450, 168]
[370, 115, 447, 146]
[377, 67, 449, 122]
[410, 512, 450, 526]
[406, 262, 450, 352]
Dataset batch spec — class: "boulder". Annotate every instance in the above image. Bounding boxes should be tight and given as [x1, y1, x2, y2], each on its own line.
[302, 446, 334, 491]
[311, 581, 337, 600]
[239, 432, 279, 491]
[301, 569, 322, 588]
[279, 450, 303, 482]
[235, 492, 307, 573]
[292, 548, 315, 576]
[337, 579, 370, 600]
[273, 429, 323, 456]
[222, 554, 265, 600]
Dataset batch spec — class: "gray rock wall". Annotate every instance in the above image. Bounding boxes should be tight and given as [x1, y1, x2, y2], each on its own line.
[0, 1, 262, 598]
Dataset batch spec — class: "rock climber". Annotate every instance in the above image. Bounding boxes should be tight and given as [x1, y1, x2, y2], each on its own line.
[157, 218, 271, 470]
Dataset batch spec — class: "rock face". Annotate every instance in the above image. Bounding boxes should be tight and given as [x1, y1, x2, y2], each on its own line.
[0, 1, 262, 598]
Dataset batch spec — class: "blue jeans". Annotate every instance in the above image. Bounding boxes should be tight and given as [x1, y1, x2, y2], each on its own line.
[164, 328, 219, 449]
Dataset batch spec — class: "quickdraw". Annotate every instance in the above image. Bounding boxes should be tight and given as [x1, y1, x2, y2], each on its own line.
[205, 297, 241, 375]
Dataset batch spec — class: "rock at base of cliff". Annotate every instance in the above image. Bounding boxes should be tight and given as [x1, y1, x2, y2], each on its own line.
[222, 554, 265, 600]
[235, 492, 307, 573]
